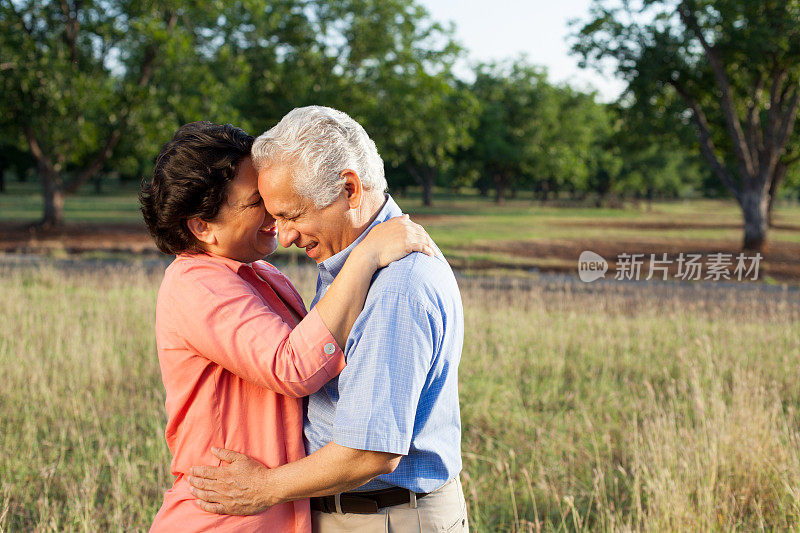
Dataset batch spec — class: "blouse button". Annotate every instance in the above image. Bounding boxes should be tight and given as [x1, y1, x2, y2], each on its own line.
[324, 343, 336, 355]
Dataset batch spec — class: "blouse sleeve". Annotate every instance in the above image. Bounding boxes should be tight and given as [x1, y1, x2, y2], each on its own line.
[162, 262, 344, 398]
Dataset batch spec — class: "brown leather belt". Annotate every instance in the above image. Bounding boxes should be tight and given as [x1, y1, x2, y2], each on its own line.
[310, 487, 429, 514]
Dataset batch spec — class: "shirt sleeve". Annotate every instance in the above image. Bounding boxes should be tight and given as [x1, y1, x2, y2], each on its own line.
[331, 290, 439, 455]
[164, 263, 344, 398]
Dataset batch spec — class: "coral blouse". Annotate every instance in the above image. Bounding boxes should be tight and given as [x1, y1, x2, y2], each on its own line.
[149, 253, 345, 532]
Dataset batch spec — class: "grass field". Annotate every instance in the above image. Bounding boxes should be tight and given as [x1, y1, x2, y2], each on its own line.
[2, 180, 800, 283]
[2, 262, 799, 531]
[3, 181, 800, 244]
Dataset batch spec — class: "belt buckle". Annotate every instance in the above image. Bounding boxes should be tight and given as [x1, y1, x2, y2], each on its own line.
[340, 494, 379, 514]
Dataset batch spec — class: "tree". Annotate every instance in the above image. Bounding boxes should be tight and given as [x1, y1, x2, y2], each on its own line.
[464, 60, 614, 205]
[574, 0, 800, 251]
[610, 99, 709, 205]
[534, 87, 614, 202]
[466, 60, 556, 204]
[368, 74, 477, 207]
[0, 1, 243, 227]
[200, 0, 473, 207]
[314, 0, 476, 207]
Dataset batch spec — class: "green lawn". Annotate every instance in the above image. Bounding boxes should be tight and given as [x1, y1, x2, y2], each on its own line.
[403, 194, 800, 246]
[0, 181, 146, 224]
[2, 181, 799, 270]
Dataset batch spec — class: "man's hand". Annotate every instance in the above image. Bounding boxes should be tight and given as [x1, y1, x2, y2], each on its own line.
[188, 447, 275, 515]
[189, 442, 401, 514]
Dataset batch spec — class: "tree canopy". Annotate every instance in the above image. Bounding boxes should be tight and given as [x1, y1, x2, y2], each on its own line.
[0, 0, 245, 226]
[2, 0, 791, 230]
[574, 0, 800, 250]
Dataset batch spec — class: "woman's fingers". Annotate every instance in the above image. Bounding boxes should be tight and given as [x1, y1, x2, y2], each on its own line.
[360, 215, 441, 266]
[400, 223, 436, 257]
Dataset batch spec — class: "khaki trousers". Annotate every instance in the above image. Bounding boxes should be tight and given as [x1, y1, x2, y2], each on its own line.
[311, 477, 469, 533]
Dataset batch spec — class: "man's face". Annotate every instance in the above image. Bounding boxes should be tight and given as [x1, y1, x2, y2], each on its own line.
[257, 164, 351, 263]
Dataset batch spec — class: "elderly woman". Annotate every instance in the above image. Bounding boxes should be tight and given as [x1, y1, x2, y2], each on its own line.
[139, 121, 433, 532]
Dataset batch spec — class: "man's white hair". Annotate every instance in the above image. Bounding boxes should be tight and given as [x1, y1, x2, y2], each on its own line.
[251, 106, 387, 207]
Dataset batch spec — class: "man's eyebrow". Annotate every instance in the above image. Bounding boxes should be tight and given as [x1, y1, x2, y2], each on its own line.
[274, 208, 303, 219]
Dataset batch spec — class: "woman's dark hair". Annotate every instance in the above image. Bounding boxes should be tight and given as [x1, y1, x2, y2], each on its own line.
[139, 121, 254, 255]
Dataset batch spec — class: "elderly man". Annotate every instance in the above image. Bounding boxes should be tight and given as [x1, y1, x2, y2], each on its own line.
[188, 106, 467, 532]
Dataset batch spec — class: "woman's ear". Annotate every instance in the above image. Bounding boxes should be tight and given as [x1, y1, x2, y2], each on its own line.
[341, 169, 363, 210]
[186, 217, 216, 247]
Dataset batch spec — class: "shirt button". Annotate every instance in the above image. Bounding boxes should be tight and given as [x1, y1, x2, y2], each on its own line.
[324, 343, 336, 355]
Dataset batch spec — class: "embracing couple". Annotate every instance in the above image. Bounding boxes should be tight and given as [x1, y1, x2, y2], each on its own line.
[139, 106, 468, 532]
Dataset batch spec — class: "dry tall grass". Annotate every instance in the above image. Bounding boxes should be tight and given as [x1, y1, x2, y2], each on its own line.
[1, 262, 799, 531]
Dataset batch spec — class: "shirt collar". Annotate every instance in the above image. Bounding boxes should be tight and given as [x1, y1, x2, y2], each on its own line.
[180, 251, 253, 274]
[317, 194, 403, 280]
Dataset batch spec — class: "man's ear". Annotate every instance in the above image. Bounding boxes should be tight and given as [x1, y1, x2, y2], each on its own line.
[186, 217, 216, 247]
[341, 169, 363, 210]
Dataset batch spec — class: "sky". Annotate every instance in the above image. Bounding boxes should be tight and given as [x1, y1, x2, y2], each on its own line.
[418, 0, 627, 102]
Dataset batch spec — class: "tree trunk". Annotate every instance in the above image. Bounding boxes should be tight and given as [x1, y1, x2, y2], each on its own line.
[41, 166, 65, 228]
[422, 177, 433, 207]
[668, 72, 797, 253]
[494, 174, 507, 205]
[0, 163, 6, 193]
[767, 163, 787, 227]
[740, 188, 769, 252]
[26, 128, 66, 228]
[407, 165, 435, 207]
[539, 181, 550, 204]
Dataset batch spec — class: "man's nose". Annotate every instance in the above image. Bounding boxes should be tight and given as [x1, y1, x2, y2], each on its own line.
[277, 220, 299, 248]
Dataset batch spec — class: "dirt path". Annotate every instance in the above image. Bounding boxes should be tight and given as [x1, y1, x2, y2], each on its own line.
[463, 238, 800, 281]
[0, 222, 158, 255]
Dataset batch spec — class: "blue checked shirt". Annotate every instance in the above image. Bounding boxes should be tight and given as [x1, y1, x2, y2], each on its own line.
[304, 195, 464, 493]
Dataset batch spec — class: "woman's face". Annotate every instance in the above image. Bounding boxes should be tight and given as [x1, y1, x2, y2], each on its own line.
[206, 156, 278, 263]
